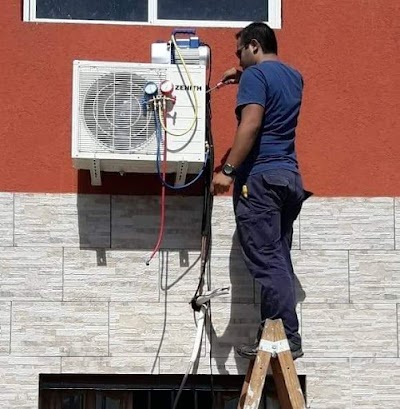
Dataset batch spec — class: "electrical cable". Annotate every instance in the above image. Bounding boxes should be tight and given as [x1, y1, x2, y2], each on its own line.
[204, 87, 216, 407]
[147, 35, 216, 408]
[172, 71, 216, 409]
[192, 83, 214, 301]
[171, 50, 216, 409]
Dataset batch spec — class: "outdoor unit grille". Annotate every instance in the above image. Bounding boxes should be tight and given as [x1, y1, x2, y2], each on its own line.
[71, 60, 206, 180]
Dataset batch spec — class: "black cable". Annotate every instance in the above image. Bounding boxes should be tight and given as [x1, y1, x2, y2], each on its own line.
[192, 83, 214, 302]
[171, 40, 216, 409]
[184, 41, 216, 408]
[206, 253, 216, 408]
[204, 63, 217, 409]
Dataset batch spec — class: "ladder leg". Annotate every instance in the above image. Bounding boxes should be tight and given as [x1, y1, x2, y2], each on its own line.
[271, 320, 306, 409]
[236, 320, 306, 409]
[237, 359, 254, 409]
[237, 320, 273, 409]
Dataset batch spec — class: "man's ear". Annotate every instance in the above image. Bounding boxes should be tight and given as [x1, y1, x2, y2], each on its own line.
[250, 39, 259, 54]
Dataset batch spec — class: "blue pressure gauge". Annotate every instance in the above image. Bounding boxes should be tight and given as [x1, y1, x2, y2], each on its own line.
[144, 81, 158, 97]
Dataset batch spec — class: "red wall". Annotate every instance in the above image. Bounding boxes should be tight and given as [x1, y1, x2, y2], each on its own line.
[1, 1, 399, 196]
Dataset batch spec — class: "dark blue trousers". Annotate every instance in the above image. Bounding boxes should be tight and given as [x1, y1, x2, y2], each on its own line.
[233, 169, 310, 346]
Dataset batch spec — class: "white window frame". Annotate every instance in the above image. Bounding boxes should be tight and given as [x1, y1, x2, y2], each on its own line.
[23, 0, 281, 29]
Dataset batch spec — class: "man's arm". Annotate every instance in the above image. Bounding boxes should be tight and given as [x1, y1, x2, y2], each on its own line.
[225, 104, 264, 168]
[221, 67, 243, 84]
[210, 103, 264, 195]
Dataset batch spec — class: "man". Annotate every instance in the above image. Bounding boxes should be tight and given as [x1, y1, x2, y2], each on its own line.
[211, 22, 311, 360]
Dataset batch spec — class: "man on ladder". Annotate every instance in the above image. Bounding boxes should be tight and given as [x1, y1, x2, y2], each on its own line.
[211, 22, 311, 361]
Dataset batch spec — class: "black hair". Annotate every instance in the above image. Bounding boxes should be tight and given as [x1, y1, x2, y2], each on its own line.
[236, 22, 278, 55]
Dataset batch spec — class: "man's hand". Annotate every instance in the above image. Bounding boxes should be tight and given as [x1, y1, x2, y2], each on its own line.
[211, 172, 234, 195]
[221, 67, 242, 84]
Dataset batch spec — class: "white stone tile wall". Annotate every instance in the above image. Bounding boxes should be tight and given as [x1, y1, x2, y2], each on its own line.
[0, 356, 61, 409]
[12, 301, 109, 356]
[0, 301, 11, 354]
[61, 356, 159, 374]
[14, 194, 110, 247]
[302, 303, 398, 358]
[0, 193, 13, 246]
[63, 249, 160, 302]
[292, 250, 350, 303]
[295, 358, 352, 409]
[300, 197, 394, 250]
[109, 301, 206, 358]
[0, 193, 399, 408]
[350, 251, 400, 302]
[351, 358, 400, 408]
[0, 247, 62, 300]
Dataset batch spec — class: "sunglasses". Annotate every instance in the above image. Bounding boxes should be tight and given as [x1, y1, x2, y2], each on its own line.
[235, 44, 248, 59]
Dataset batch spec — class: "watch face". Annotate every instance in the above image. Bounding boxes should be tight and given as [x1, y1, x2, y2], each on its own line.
[223, 164, 234, 176]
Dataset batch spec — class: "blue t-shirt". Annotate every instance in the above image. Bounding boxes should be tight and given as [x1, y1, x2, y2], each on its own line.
[236, 60, 303, 177]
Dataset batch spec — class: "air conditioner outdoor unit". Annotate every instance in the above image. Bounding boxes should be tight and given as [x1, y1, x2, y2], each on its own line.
[71, 60, 206, 185]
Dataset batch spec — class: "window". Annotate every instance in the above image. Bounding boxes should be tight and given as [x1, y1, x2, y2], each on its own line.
[39, 374, 305, 408]
[23, 0, 282, 28]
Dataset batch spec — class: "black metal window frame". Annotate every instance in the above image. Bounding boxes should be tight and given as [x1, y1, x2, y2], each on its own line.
[39, 374, 306, 409]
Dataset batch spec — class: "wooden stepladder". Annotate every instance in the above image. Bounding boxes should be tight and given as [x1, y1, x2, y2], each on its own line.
[238, 319, 306, 409]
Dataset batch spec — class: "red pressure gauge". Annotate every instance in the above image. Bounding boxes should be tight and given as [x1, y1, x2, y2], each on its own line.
[160, 80, 174, 95]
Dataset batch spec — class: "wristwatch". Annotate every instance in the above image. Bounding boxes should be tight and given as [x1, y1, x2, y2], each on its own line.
[222, 163, 237, 178]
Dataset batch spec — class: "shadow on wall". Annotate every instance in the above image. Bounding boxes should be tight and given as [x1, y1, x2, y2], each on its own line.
[76, 191, 204, 252]
[75, 188, 306, 375]
[207, 231, 259, 374]
[206, 231, 306, 375]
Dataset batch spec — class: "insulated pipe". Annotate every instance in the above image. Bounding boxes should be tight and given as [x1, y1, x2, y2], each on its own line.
[172, 288, 229, 409]
[172, 306, 206, 409]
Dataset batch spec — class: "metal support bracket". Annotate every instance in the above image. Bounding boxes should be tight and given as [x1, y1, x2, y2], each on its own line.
[90, 159, 102, 186]
[258, 338, 290, 358]
[175, 161, 188, 187]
